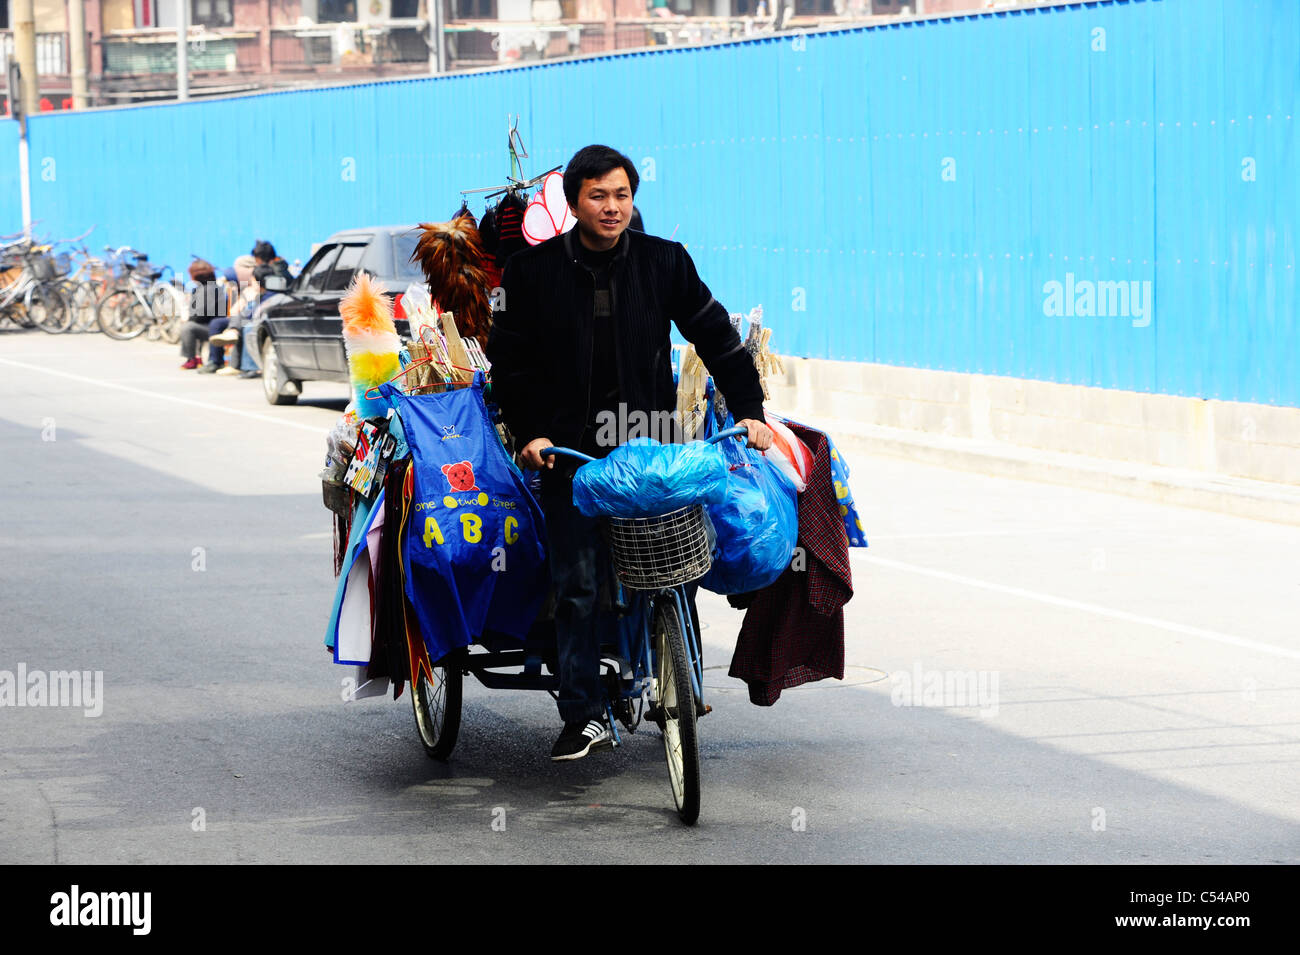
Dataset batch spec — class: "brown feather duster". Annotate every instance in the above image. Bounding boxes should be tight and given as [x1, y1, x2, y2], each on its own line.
[411, 217, 492, 345]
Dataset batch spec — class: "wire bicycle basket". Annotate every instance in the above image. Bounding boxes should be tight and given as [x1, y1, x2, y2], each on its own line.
[29, 252, 58, 281]
[541, 424, 746, 591]
[606, 505, 713, 591]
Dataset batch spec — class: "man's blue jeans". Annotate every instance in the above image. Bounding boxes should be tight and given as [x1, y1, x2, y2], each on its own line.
[540, 482, 617, 725]
[240, 323, 261, 371]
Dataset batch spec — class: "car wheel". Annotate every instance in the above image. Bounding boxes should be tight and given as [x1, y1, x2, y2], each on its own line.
[261, 336, 298, 406]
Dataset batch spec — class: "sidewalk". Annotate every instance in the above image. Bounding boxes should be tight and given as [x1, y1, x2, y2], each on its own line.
[790, 411, 1300, 528]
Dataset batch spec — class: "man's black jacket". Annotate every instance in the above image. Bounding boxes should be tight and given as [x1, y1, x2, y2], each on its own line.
[486, 226, 765, 454]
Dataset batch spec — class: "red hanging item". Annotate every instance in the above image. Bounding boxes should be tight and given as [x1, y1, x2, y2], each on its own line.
[727, 421, 853, 705]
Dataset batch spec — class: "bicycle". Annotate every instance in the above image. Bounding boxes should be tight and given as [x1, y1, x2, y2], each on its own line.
[56, 235, 118, 333]
[0, 238, 70, 333]
[96, 249, 187, 341]
[408, 424, 747, 825]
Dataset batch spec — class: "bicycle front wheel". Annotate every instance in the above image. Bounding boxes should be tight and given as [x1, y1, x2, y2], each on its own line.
[654, 597, 701, 825]
[410, 656, 463, 761]
[68, 280, 103, 332]
[29, 283, 71, 334]
[97, 289, 147, 340]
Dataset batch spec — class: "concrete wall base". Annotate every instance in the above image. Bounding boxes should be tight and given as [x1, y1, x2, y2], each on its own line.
[765, 358, 1300, 526]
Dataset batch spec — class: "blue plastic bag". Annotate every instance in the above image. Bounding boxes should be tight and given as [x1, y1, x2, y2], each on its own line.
[698, 430, 799, 596]
[572, 438, 729, 518]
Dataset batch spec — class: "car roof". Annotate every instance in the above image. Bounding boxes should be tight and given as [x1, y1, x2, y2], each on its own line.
[326, 225, 421, 242]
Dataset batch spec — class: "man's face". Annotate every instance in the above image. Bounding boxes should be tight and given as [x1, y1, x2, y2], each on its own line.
[570, 167, 633, 251]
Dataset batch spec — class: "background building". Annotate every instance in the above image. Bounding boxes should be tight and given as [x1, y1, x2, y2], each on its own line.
[1, 0, 1024, 109]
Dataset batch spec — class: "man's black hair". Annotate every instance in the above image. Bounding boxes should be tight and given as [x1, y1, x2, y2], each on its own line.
[251, 240, 277, 263]
[563, 145, 639, 209]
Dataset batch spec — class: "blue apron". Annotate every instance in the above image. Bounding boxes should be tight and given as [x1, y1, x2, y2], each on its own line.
[382, 376, 550, 664]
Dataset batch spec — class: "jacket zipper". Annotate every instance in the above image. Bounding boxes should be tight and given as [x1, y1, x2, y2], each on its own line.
[579, 259, 595, 461]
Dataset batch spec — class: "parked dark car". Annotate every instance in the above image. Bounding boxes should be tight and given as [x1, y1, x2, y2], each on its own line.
[257, 224, 425, 405]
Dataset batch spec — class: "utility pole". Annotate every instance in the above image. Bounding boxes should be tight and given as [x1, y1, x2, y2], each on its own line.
[8, 63, 32, 238]
[429, 0, 445, 74]
[13, 0, 38, 118]
[68, 0, 90, 109]
[177, 0, 190, 101]
[12, 0, 36, 238]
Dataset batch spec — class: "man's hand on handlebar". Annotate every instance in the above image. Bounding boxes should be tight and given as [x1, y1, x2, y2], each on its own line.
[736, 418, 774, 452]
[520, 437, 555, 471]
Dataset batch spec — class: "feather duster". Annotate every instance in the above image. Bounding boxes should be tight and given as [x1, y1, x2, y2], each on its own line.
[340, 273, 401, 420]
[411, 217, 492, 345]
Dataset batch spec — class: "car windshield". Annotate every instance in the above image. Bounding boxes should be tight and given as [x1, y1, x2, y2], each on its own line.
[392, 232, 427, 281]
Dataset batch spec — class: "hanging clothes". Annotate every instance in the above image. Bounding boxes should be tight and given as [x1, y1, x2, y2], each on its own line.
[324, 489, 382, 663]
[384, 375, 550, 666]
[769, 411, 868, 548]
[478, 190, 528, 290]
[728, 420, 854, 705]
[366, 457, 415, 693]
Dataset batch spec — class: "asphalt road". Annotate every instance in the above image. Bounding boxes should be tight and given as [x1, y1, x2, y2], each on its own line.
[1, 330, 1297, 864]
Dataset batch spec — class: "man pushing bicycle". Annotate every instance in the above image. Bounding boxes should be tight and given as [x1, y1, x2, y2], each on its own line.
[487, 144, 773, 761]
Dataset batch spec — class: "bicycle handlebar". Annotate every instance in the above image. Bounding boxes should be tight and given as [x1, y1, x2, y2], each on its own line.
[539, 424, 751, 466]
[50, 226, 94, 246]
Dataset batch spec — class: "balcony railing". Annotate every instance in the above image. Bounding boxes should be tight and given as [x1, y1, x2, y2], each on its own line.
[100, 21, 436, 78]
[0, 8, 916, 107]
[0, 31, 70, 76]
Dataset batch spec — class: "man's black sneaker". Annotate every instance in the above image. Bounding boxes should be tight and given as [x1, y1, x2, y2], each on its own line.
[550, 719, 609, 761]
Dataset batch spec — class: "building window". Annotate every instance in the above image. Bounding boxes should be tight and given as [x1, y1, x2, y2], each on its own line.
[319, 0, 359, 22]
[795, 0, 835, 12]
[192, 0, 234, 28]
[453, 0, 496, 19]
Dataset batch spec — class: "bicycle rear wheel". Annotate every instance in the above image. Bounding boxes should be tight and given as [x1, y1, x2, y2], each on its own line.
[150, 284, 186, 345]
[653, 597, 701, 824]
[98, 288, 147, 340]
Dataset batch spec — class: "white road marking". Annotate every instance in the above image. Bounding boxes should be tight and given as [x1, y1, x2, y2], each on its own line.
[867, 528, 1074, 540]
[0, 357, 325, 434]
[860, 554, 1300, 661]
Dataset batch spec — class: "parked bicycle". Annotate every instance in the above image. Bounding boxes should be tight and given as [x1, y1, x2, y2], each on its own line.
[57, 235, 119, 334]
[96, 247, 188, 341]
[0, 236, 70, 333]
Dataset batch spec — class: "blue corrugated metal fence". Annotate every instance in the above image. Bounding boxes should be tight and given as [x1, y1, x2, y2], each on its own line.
[3, 0, 1296, 406]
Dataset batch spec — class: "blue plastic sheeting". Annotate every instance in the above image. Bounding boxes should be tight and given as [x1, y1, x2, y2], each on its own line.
[0, 121, 21, 236]
[16, 0, 1300, 406]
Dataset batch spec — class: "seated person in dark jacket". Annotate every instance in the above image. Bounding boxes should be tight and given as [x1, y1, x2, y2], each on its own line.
[179, 259, 226, 371]
[251, 239, 293, 283]
[487, 144, 773, 762]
